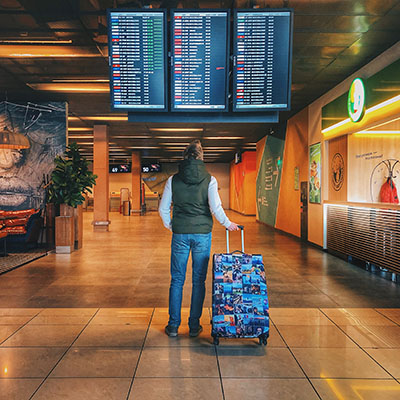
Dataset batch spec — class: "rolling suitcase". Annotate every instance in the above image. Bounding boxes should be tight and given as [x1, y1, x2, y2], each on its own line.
[211, 225, 269, 346]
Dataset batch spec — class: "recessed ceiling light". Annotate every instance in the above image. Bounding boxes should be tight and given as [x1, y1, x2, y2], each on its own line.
[113, 136, 151, 139]
[68, 116, 127, 121]
[154, 136, 197, 139]
[0, 39, 73, 44]
[53, 79, 109, 83]
[150, 128, 203, 132]
[203, 136, 245, 140]
[159, 143, 189, 146]
[127, 146, 161, 149]
[27, 83, 109, 93]
[68, 127, 93, 131]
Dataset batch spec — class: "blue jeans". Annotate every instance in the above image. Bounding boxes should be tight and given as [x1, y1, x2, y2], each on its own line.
[168, 233, 212, 329]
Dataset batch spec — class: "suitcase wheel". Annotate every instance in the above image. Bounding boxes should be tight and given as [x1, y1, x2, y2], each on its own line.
[259, 335, 268, 346]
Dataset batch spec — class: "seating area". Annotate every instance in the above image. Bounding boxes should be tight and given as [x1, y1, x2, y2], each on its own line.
[0, 209, 43, 252]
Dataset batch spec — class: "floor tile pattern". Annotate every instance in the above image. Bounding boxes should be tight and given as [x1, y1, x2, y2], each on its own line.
[0, 307, 399, 399]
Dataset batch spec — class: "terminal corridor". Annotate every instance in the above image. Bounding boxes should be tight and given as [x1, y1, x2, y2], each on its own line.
[1, 212, 400, 399]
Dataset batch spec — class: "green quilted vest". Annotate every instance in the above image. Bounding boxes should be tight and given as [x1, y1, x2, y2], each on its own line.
[171, 159, 213, 234]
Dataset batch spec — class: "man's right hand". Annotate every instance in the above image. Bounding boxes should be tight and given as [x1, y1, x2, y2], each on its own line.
[227, 222, 240, 231]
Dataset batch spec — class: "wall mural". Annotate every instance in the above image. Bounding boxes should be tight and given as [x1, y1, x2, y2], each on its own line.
[0, 101, 66, 211]
[256, 136, 285, 226]
[370, 159, 400, 203]
[309, 142, 321, 203]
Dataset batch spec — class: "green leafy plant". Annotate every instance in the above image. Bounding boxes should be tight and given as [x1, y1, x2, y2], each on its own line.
[48, 142, 97, 207]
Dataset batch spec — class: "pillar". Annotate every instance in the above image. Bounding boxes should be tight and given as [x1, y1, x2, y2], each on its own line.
[93, 125, 110, 231]
[131, 151, 141, 213]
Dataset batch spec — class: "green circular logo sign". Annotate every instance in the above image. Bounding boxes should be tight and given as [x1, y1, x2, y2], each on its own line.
[348, 78, 366, 122]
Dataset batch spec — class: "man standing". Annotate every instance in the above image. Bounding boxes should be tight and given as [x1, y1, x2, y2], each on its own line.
[159, 140, 238, 337]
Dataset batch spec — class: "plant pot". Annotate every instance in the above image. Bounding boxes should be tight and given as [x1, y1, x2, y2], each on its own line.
[58, 203, 83, 250]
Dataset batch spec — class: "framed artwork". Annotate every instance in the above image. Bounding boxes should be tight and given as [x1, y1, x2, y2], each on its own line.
[309, 142, 321, 203]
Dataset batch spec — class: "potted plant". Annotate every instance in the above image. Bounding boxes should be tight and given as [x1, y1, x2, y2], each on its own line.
[48, 142, 97, 250]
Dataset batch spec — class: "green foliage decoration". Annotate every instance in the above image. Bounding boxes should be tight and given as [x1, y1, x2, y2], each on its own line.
[48, 142, 97, 207]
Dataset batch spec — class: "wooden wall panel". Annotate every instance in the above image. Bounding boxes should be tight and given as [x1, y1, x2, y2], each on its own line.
[275, 108, 309, 237]
[229, 152, 257, 215]
[328, 135, 348, 201]
[348, 134, 400, 202]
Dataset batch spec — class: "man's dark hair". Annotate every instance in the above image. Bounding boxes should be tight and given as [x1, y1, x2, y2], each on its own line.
[183, 139, 203, 160]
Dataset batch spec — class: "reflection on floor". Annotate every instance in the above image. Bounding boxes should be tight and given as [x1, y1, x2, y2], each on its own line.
[0, 307, 400, 399]
[0, 212, 399, 308]
[1, 212, 400, 398]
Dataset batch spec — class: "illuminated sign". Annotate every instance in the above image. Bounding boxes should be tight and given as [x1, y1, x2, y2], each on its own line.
[348, 78, 366, 122]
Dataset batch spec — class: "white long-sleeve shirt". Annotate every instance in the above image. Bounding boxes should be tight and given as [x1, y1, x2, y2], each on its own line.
[159, 175, 231, 231]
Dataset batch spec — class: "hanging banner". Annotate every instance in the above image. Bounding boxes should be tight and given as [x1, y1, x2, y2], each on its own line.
[309, 142, 321, 203]
[256, 136, 285, 226]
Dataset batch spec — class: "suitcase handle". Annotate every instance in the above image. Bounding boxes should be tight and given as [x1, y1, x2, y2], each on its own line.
[225, 225, 244, 253]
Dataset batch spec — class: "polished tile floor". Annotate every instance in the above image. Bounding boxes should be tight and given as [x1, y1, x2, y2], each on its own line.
[1, 307, 400, 399]
[1, 212, 400, 399]
[1, 212, 400, 308]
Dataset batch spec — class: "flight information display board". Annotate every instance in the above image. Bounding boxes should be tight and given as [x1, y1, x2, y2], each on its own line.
[108, 10, 167, 110]
[171, 10, 229, 111]
[233, 10, 292, 111]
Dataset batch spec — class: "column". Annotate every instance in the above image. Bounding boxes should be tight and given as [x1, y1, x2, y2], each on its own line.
[93, 125, 110, 231]
[131, 151, 141, 213]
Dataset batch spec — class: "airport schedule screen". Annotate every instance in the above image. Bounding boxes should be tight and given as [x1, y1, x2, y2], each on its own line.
[108, 10, 167, 110]
[171, 10, 229, 111]
[233, 10, 292, 111]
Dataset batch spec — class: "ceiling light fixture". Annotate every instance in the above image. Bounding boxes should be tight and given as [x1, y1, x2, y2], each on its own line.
[68, 116, 127, 121]
[27, 83, 109, 93]
[127, 146, 160, 149]
[112, 136, 151, 139]
[52, 79, 109, 83]
[150, 128, 203, 132]
[203, 136, 245, 140]
[154, 136, 197, 139]
[0, 40, 73, 44]
[68, 127, 93, 131]
[0, 45, 101, 58]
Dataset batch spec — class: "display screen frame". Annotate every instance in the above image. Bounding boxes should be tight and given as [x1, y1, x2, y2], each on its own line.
[232, 8, 293, 112]
[107, 8, 168, 112]
[170, 8, 230, 113]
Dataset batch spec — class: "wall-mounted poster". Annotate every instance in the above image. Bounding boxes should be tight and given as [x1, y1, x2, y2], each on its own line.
[309, 142, 321, 203]
[0, 101, 66, 211]
[294, 166, 299, 191]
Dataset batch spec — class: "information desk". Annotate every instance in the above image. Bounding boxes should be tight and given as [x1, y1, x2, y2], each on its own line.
[324, 201, 400, 274]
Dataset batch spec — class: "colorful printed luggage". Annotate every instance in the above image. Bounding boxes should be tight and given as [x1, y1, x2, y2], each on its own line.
[211, 226, 269, 345]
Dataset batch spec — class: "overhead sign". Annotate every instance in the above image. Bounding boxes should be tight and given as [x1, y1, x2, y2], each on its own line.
[347, 78, 366, 122]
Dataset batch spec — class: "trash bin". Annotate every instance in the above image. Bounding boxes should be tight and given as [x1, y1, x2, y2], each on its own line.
[123, 200, 131, 216]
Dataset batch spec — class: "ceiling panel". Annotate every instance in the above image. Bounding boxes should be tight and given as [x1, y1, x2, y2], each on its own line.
[0, 0, 399, 163]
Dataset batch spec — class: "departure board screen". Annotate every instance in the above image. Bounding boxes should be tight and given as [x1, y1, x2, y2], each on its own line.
[171, 10, 229, 111]
[233, 10, 292, 111]
[108, 10, 167, 110]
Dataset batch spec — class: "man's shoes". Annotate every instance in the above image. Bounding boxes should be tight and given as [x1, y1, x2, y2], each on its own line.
[165, 325, 178, 337]
[189, 325, 203, 337]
